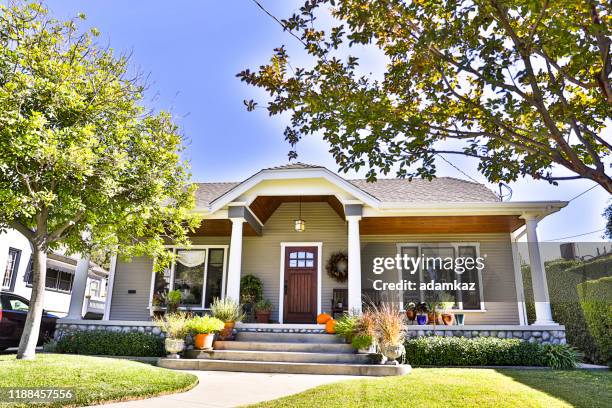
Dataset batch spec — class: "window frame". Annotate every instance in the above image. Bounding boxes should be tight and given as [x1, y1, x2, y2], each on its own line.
[26, 266, 74, 294]
[148, 245, 229, 311]
[396, 242, 485, 312]
[2, 247, 21, 290]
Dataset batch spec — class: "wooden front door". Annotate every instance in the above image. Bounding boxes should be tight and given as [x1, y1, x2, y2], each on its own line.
[283, 246, 318, 323]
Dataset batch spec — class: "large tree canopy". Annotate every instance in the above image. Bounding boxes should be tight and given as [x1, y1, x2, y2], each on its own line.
[239, 0, 612, 192]
[0, 2, 198, 358]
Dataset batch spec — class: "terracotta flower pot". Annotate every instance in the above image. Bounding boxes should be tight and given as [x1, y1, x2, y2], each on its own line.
[256, 311, 271, 323]
[441, 313, 454, 326]
[220, 321, 235, 339]
[428, 312, 440, 325]
[406, 309, 416, 322]
[194, 333, 215, 350]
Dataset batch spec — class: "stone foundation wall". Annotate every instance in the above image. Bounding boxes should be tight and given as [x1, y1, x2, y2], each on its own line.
[405, 327, 566, 345]
[54, 322, 164, 340]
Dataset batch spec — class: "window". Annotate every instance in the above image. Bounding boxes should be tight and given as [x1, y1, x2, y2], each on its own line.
[8, 297, 29, 312]
[89, 280, 101, 298]
[29, 267, 74, 293]
[150, 247, 227, 310]
[2, 248, 21, 289]
[288, 250, 315, 268]
[398, 243, 484, 310]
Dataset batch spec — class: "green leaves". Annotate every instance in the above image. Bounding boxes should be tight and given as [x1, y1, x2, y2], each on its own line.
[240, 0, 612, 192]
[0, 1, 197, 267]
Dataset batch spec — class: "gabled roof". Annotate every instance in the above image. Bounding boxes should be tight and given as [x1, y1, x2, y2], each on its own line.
[193, 163, 500, 208]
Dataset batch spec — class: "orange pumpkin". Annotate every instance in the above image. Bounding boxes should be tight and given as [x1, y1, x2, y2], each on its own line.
[325, 319, 337, 334]
[316, 313, 332, 324]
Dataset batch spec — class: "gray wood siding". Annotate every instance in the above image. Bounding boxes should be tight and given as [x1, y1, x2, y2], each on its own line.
[109, 256, 154, 321]
[361, 233, 520, 324]
[241, 202, 348, 322]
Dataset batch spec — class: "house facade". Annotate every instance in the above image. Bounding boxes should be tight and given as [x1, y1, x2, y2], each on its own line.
[94, 163, 565, 328]
[0, 228, 108, 318]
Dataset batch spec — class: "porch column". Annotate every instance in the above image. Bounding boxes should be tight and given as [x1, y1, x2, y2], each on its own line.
[347, 215, 362, 314]
[226, 217, 244, 303]
[523, 215, 556, 325]
[66, 255, 90, 320]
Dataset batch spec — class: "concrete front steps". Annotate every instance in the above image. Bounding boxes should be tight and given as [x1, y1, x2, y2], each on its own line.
[158, 330, 411, 376]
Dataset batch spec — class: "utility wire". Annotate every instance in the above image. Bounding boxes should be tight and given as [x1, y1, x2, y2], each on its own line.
[435, 153, 481, 184]
[544, 228, 605, 242]
[567, 184, 598, 202]
[250, 0, 307, 47]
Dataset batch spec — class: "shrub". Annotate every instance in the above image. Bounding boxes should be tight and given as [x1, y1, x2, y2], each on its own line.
[578, 276, 612, 367]
[240, 274, 263, 304]
[210, 297, 245, 322]
[541, 344, 582, 369]
[351, 334, 373, 350]
[186, 316, 225, 334]
[334, 314, 359, 342]
[522, 255, 611, 363]
[154, 312, 190, 339]
[254, 298, 273, 312]
[55, 331, 164, 357]
[404, 337, 581, 368]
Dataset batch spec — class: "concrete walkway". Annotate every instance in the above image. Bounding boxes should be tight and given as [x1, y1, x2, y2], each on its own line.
[94, 370, 362, 408]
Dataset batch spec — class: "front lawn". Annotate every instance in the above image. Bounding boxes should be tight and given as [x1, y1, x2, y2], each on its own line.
[0, 354, 198, 407]
[249, 368, 612, 408]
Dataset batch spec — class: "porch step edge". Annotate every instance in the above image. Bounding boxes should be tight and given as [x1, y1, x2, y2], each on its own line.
[184, 349, 369, 364]
[158, 358, 411, 376]
[235, 331, 344, 344]
[213, 340, 354, 353]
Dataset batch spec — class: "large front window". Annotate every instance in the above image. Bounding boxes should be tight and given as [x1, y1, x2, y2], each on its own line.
[398, 243, 484, 310]
[2, 248, 21, 289]
[150, 247, 227, 309]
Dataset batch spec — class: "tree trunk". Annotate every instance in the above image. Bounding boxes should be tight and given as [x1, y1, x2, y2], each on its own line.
[16, 247, 47, 359]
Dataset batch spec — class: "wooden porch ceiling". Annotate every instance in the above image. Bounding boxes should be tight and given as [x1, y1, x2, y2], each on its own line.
[189, 219, 259, 237]
[249, 195, 345, 223]
[359, 215, 525, 235]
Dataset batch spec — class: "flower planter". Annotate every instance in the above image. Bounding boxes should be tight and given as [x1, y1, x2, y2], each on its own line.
[255, 311, 271, 323]
[380, 343, 405, 364]
[406, 309, 416, 322]
[455, 313, 465, 325]
[416, 314, 427, 325]
[194, 333, 215, 350]
[427, 312, 440, 325]
[441, 313, 454, 326]
[164, 338, 185, 358]
[219, 321, 235, 340]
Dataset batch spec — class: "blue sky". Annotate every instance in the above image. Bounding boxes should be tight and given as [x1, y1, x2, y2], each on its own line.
[46, 0, 610, 242]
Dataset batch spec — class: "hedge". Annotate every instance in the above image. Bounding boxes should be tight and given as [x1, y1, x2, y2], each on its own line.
[404, 337, 580, 369]
[577, 276, 612, 367]
[54, 330, 165, 357]
[522, 255, 611, 363]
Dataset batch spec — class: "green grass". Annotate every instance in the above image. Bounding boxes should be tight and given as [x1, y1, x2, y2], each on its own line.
[249, 368, 612, 408]
[0, 353, 198, 407]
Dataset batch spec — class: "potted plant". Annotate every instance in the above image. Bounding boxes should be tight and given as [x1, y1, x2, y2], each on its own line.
[354, 310, 377, 353]
[254, 299, 272, 323]
[167, 289, 182, 313]
[334, 314, 359, 343]
[454, 311, 465, 325]
[186, 315, 225, 350]
[240, 275, 263, 322]
[438, 293, 456, 326]
[333, 292, 344, 309]
[151, 293, 166, 318]
[373, 303, 406, 365]
[211, 297, 245, 340]
[154, 313, 190, 358]
[416, 302, 428, 325]
[405, 302, 417, 323]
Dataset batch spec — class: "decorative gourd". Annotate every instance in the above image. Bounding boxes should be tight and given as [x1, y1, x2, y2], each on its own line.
[316, 313, 332, 324]
[325, 319, 337, 334]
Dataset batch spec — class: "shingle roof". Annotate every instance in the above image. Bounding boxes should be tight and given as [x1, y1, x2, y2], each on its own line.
[193, 165, 499, 207]
[349, 178, 500, 203]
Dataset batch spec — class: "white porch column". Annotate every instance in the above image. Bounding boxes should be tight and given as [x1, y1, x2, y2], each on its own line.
[523, 215, 556, 325]
[66, 255, 90, 319]
[226, 217, 244, 303]
[347, 215, 362, 314]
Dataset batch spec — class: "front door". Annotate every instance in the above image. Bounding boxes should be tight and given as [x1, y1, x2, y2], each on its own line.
[283, 246, 318, 323]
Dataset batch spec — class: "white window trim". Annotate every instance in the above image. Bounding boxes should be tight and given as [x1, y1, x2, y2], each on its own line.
[396, 242, 485, 312]
[149, 245, 229, 310]
[278, 242, 323, 324]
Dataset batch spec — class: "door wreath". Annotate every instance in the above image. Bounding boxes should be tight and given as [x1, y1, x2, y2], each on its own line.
[326, 251, 349, 282]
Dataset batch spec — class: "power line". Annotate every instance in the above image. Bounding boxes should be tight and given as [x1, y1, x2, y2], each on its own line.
[544, 228, 605, 242]
[567, 184, 598, 202]
[250, 0, 307, 47]
[435, 153, 480, 184]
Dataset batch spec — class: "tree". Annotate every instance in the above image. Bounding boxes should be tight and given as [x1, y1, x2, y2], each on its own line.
[604, 203, 612, 239]
[0, 2, 198, 359]
[239, 0, 612, 192]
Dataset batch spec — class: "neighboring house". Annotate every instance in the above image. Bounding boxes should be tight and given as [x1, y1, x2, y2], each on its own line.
[0, 228, 108, 318]
[97, 163, 566, 328]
